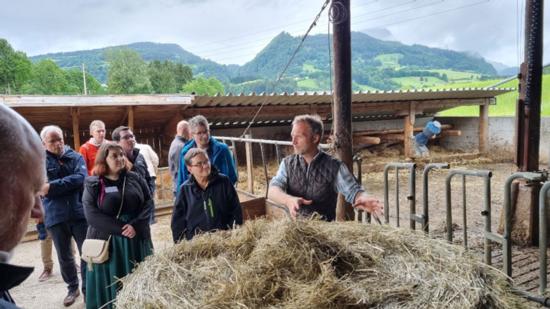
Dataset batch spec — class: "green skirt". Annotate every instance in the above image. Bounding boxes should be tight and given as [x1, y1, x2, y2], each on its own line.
[85, 233, 153, 309]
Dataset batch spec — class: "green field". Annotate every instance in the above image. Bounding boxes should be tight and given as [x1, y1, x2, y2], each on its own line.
[392, 76, 446, 89]
[302, 63, 320, 73]
[297, 78, 319, 90]
[375, 53, 402, 68]
[435, 75, 550, 116]
[353, 82, 379, 92]
[427, 69, 481, 82]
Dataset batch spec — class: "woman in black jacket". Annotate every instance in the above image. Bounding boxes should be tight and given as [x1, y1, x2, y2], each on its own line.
[82, 142, 153, 309]
[171, 148, 243, 242]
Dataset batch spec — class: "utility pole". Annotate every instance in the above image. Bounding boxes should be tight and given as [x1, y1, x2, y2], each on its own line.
[506, 0, 544, 245]
[332, 0, 355, 221]
[82, 63, 88, 95]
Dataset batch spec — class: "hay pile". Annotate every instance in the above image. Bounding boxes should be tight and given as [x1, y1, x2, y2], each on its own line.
[116, 219, 526, 308]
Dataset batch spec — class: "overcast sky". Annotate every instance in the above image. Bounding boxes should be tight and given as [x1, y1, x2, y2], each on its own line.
[0, 0, 548, 67]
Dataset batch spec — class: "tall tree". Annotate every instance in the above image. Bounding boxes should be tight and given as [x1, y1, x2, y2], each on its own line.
[173, 63, 193, 88]
[182, 77, 224, 96]
[64, 69, 105, 94]
[0, 39, 32, 94]
[20, 59, 70, 94]
[148, 60, 177, 93]
[148, 60, 193, 93]
[106, 49, 151, 94]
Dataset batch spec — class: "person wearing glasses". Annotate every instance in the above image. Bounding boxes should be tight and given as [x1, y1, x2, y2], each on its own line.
[171, 148, 242, 242]
[176, 115, 237, 193]
[111, 126, 153, 195]
[82, 142, 153, 308]
[268, 114, 384, 222]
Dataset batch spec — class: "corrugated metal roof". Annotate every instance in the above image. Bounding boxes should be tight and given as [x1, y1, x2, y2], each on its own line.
[193, 88, 513, 107]
[0, 94, 193, 107]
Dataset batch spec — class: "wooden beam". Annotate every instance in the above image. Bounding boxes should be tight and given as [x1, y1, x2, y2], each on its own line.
[71, 108, 80, 150]
[403, 103, 415, 158]
[438, 130, 462, 137]
[353, 136, 381, 145]
[354, 124, 453, 136]
[479, 100, 489, 153]
[245, 134, 254, 194]
[187, 99, 487, 122]
[128, 106, 134, 130]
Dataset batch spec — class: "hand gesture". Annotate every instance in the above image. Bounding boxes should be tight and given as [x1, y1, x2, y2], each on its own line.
[286, 196, 313, 218]
[121, 224, 136, 239]
[353, 193, 383, 219]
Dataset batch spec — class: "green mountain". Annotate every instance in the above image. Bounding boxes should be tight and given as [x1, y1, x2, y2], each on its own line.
[30, 32, 497, 92]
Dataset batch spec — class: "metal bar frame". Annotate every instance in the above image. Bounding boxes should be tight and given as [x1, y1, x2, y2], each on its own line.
[383, 163, 416, 229]
[421, 163, 449, 234]
[445, 169, 492, 250]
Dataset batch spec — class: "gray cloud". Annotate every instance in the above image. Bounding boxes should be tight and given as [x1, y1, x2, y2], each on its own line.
[0, 0, 547, 67]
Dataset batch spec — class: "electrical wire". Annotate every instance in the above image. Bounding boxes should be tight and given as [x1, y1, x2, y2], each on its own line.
[239, 0, 332, 137]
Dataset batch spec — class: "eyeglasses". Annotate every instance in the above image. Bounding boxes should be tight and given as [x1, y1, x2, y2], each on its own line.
[190, 160, 210, 168]
[192, 130, 209, 136]
[120, 134, 135, 140]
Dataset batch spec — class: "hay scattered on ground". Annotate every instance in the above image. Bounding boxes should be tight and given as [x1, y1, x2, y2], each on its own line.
[117, 219, 527, 308]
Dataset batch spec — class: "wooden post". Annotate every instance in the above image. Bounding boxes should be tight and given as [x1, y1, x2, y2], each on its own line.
[505, 0, 544, 246]
[245, 134, 254, 194]
[479, 100, 489, 154]
[332, 0, 354, 221]
[71, 108, 80, 150]
[128, 106, 135, 130]
[403, 103, 415, 158]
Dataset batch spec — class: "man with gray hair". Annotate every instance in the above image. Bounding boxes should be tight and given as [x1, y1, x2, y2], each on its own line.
[176, 115, 237, 192]
[39, 125, 88, 306]
[79, 120, 107, 175]
[0, 105, 45, 308]
[268, 114, 383, 221]
[168, 120, 190, 195]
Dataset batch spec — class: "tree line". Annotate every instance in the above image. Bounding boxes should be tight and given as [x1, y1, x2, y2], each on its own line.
[0, 39, 225, 95]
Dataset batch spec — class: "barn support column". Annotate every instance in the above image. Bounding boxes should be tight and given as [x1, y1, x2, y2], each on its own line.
[71, 108, 80, 150]
[479, 99, 489, 154]
[403, 102, 416, 159]
[128, 106, 135, 130]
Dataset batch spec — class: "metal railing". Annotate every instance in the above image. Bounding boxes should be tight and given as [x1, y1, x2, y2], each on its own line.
[445, 169, 492, 249]
[421, 163, 450, 234]
[501, 172, 545, 276]
[539, 180, 550, 294]
[383, 163, 416, 229]
[215, 135, 330, 197]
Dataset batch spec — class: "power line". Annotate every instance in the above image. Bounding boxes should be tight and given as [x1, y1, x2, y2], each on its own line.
[183, 0, 383, 52]
[240, 0, 332, 137]
[194, 0, 491, 65]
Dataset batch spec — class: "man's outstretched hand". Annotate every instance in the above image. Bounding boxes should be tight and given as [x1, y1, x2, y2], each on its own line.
[353, 193, 383, 218]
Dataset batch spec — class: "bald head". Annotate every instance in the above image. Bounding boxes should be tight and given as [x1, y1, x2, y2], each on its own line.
[177, 120, 190, 140]
[0, 105, 45, 252]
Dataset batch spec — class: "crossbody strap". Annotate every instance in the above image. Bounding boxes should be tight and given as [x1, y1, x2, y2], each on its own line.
[107, 175, 127, 242]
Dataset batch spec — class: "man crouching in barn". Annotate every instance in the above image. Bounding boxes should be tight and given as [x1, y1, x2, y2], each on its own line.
[268, 114, 383, 221]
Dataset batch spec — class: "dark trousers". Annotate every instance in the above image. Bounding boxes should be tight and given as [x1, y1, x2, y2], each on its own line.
[48, 219, 88, 294]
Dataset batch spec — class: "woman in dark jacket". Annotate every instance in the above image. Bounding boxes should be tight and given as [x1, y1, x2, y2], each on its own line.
[82, 142, 153, 309]
[171, 148, 243, 242]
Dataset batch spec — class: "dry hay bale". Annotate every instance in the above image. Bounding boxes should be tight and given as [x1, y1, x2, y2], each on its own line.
[116, 219, 527, 308]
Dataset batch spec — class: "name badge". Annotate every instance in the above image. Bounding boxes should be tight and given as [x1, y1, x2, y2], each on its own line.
[105, 186, 119, 193]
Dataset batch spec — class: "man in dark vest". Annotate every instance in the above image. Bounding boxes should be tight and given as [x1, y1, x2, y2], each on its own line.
[268, 114, 383, 221]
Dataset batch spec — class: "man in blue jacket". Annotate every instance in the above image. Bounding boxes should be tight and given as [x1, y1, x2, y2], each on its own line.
[39, 125, 88, 307]
[176, 115, 237, 192]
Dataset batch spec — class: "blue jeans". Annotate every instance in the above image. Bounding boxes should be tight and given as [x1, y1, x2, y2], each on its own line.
[48, 219, 88, 294]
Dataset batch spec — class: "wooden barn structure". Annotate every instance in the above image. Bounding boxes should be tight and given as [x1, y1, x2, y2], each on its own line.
[1, 88, 512, 165]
